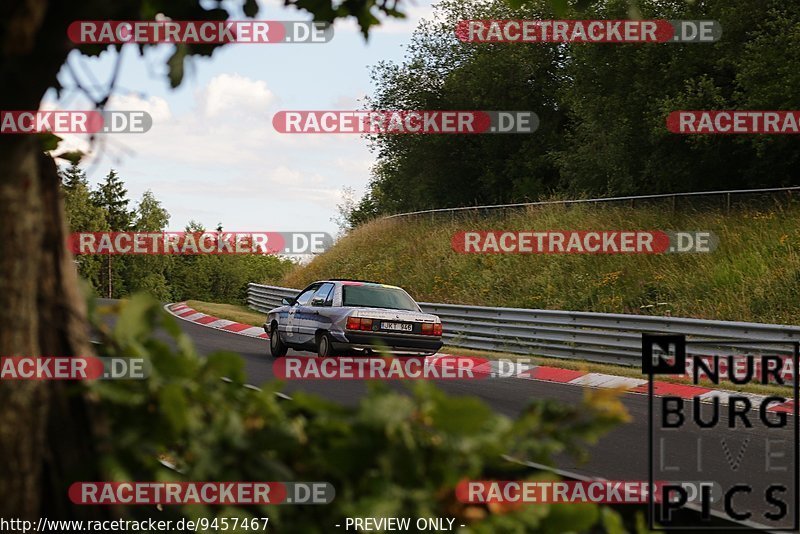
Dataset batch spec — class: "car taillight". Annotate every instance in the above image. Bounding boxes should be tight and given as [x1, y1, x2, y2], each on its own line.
[347, 317, 375, 331]
[421, 322, 442, 336]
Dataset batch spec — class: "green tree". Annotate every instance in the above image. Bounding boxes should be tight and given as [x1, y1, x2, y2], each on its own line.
[90, 169, 134, 298]
[169, 221, 292, 303]
[362, 0, 567, 219]
[61, 164, 109, 292]
[127, 191, 174, 301]
[91, 169, 133, 231]
[134, 190, 170, 232]
[355, 0, 800, 221]
[553, 0, 795, 195]
[334, 186, 379, 234]
[62, 162, 87, 191]
[62, 164, 109, 233]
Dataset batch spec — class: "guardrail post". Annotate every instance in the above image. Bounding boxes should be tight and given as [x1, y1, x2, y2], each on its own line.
[726, 192, 731, 213]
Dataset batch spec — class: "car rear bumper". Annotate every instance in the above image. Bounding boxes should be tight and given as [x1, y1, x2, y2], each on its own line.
[339, 332, 443, 353]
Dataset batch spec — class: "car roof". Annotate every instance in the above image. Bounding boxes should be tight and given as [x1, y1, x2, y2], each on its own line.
[315, 279, 402, 289]
[326, 278, 381, 284]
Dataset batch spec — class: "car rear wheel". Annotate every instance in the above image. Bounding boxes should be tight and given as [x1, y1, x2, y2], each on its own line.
[270, 324, 287, 358]
[317, 333, 337, 357]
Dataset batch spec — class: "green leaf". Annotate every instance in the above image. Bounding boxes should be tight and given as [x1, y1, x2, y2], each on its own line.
[243, 0, 259, 18]
[540, 503, 600, 533]
[40, 133, 62, 151]
[57, 150, 85, 164]
[167, 45, 189, 88]
[506, 0, 569, 13]
[601, 507, 627, 534]
[574, 0, 601, 11]
[431, 395, 493, 435]
[361, 393, 415, 429]
[114, 293, 159, 344]
[293, 0, 337, 22]
[550, 0, 570, 17]
[204, 351, 245, 381]
[159, 383, 189, 433]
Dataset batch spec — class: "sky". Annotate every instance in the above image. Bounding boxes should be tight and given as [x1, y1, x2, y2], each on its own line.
[47, 0, 436, 237]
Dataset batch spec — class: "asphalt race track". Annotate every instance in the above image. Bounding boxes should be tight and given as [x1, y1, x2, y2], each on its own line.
[99, 300, 797, 529]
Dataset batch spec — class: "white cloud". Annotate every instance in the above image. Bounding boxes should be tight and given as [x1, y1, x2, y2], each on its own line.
[198, 73, 275, 118]
[334, 157, 372, 174]
[108, 93, 172, 120]
[48, 72, 375, 233]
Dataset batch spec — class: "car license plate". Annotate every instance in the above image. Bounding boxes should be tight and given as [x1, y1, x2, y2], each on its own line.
[381, 322, 413, 332]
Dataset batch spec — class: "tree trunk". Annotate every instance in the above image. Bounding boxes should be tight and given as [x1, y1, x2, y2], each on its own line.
[0, 0, 108, 519]
[0, 137, 108, 521]
[0, 136, 50, 519]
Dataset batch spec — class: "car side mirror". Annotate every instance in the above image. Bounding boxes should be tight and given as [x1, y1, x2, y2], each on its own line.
[310, 297, 325, 307]
[282, 297, 296, 306]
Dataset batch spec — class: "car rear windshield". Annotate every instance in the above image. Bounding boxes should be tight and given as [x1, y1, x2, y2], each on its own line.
[342, 285, 418, 311]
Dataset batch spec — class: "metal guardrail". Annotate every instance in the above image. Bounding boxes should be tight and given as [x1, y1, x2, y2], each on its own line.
[247, 283, 800, 366]
[382, 185, 800, 220]
[247, 283, 301, 313]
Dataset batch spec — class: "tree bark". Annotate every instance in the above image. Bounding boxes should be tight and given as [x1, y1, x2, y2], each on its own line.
[0, 136, 50, 519]
[0, 137, 108, 522]
[0, 0, 105, 519]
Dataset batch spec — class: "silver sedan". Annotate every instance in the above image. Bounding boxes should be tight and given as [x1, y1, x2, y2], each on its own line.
[263, 280, 444, 357]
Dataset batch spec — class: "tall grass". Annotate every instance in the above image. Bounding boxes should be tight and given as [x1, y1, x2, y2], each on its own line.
[282, 200, 800, 324]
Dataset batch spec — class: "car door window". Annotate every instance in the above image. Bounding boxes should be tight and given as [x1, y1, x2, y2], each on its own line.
[295, 286, 318, 306]
[311, 283, 334, 306]
[324, 284, 336, 307]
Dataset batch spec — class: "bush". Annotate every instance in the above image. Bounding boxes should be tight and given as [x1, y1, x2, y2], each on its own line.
[82, 294, 631, 532]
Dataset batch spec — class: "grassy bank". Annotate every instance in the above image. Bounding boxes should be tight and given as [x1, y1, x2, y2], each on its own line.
[282, 201, 800, 324]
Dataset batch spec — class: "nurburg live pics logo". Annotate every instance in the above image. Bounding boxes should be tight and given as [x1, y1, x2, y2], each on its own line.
[643, 334, 799, 530]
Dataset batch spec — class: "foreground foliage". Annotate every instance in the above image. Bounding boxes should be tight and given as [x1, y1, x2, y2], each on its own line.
[85, 295, 630, 532]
